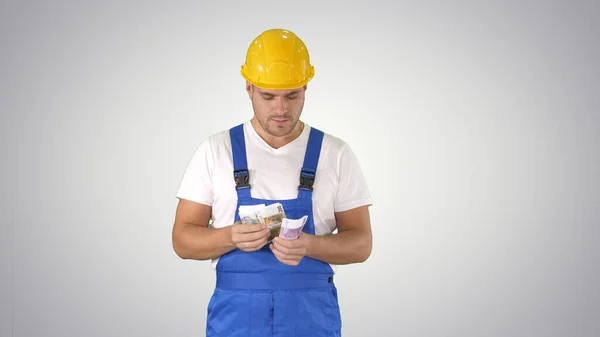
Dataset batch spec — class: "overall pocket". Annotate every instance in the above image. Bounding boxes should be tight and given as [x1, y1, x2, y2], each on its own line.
[293, 287, 340, 337]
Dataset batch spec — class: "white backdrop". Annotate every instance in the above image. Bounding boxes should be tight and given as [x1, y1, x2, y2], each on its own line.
[1, 1, 599, 336]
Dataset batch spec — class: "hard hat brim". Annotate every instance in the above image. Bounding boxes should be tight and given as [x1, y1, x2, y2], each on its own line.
[241, 65, 315, 90]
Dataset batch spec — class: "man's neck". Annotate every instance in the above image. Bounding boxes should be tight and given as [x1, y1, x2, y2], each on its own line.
[251, 118, 304, 149]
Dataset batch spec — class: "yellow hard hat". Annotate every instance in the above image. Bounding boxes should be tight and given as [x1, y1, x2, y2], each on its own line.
[241, 28, 314, 90]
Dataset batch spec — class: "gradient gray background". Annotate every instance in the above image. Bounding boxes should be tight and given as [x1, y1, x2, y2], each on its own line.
[1, 1, 598, 336]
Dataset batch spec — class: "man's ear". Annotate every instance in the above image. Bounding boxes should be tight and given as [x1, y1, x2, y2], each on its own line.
[245, 81, 253, 98]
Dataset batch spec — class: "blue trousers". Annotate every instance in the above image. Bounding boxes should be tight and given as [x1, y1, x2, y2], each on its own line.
[206, 272, 342, 336]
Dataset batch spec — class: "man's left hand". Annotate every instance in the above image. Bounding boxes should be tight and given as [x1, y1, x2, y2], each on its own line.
[270, 232, 311, 266]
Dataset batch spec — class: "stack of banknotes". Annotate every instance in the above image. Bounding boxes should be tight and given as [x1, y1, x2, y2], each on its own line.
[238, 203, 308, 241]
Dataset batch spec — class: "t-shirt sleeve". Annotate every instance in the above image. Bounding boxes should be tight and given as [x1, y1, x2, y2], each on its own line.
[334, 143, 373, 212]
[175, 139, 214, 206]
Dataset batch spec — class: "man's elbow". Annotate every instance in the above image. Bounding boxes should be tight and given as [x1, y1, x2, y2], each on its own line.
[172, 240, 187, 259]
[356, 234, 372, 263]
[172, 231, 192, 260]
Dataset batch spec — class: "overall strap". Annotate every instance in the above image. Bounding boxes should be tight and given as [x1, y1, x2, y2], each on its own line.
[229, 123, 252, 201]
[298, 127, 325, 201]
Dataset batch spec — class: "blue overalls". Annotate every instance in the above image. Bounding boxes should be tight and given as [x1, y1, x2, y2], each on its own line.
[205, 123, 342, 337]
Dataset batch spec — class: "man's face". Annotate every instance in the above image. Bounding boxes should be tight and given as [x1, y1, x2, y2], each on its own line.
[247, 82, 307, 138]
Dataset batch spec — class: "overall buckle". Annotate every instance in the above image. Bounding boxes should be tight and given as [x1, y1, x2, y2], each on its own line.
[299, 169, 315, 191]
[234, 169, 250, 189]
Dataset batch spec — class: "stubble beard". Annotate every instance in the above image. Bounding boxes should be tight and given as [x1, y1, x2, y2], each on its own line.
[262, 117, 299, 137]
[252, 98, 304, 138]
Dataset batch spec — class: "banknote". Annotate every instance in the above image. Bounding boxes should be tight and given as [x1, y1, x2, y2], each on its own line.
[279, 215, 308, 240]
[256, 202, 286, 241]
[238, 204, 265, 224]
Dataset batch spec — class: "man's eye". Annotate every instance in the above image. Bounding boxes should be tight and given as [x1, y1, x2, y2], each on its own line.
[262, 96, 273, 100]
[287, 95, 297, 100]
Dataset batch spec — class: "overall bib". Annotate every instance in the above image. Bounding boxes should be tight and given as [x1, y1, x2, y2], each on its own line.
[206, 123, 342, 337]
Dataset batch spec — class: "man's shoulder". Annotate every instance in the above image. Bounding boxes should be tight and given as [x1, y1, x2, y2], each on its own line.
[308, 125, 367, 175]
[207, 126, 233, 143]
[308, 124, 350, 154]
[198, 124, 238, 149]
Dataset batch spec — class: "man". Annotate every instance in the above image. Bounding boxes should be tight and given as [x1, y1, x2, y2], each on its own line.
[172, 28, 373, 337]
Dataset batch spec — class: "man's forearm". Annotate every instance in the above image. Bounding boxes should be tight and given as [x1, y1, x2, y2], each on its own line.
[173, 223, 236, 260]
[305, 228, 372, 265]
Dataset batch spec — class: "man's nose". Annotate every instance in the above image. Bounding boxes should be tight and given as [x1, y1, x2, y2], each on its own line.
[273, 97, 287, 114]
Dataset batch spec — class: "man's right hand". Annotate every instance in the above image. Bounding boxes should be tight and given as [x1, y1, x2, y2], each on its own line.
[230, 222, 271, 252]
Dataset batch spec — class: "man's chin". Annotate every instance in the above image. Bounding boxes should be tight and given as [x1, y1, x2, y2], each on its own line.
[267, 122, 295, 135]
[266, 129, 292, 138]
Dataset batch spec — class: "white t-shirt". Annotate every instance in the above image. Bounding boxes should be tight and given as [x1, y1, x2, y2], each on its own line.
[175, 120, 373, 271]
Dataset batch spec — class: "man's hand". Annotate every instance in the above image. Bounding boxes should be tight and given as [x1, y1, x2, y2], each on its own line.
[270, 232, 311, 266]
[230, 222, 270, 252]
